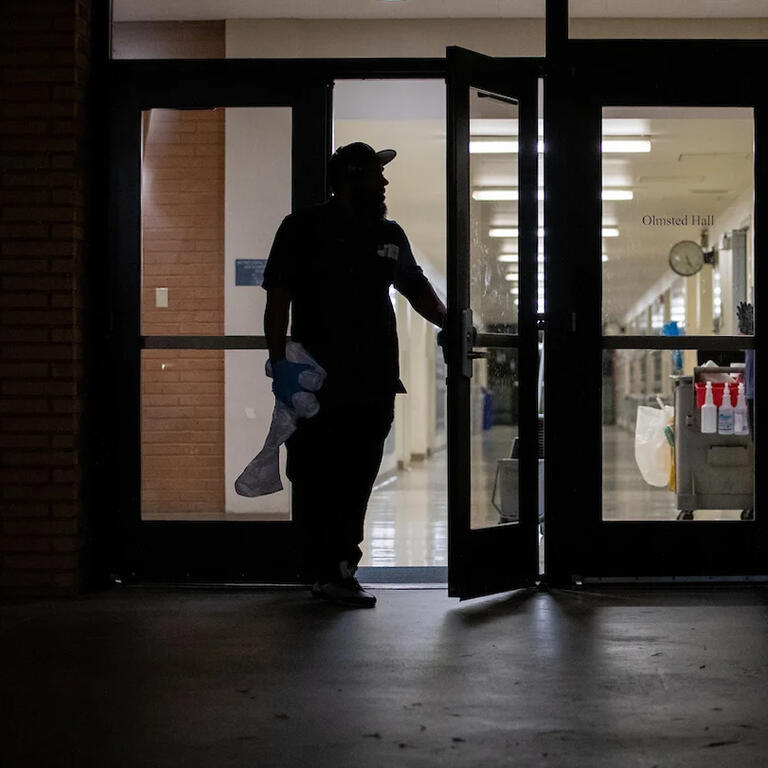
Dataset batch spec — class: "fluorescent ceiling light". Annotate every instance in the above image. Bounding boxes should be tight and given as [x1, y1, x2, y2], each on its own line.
[602, 228, 620, 237]
[601, 139, 651, 153]
[601, 190, 634, 200]
[602, 254, 609, 262]
[498, 253, 518, 262]
[489, 228, 545, 238]
[470, 141, 517, 154]
[504, 273, 518, 282]
[470, 119, 519, 136]
[473, 189, 546, 201]
[473, 189, 518, 201]
[469, 141, 545, 154]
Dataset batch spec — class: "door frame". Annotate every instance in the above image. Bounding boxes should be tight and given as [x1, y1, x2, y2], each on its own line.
[543, 41, 767, 585]
[107, 61, 336, 582]
[102, 39, 768, 587]
[446, 48, 543, 598]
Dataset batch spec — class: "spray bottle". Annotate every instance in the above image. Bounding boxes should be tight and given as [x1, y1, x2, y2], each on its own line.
[718, 382, 734, 435]
[700, 380, 717, 434]
[734, 382, 749, 435]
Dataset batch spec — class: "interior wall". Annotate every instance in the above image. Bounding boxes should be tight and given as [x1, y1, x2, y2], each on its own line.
[225, 18, 545, 58]
[224, 108, 292, 517]
[112, 20, 226, 58]
[570, 18, 768, 38]
[710, 187, 753, 335]
[112, 17, 768, 61]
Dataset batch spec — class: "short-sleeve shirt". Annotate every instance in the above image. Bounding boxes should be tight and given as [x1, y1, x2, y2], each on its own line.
[262, 199, 430, 400]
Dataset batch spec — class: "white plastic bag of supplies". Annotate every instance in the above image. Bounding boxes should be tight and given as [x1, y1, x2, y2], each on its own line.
[634, 404, 674, 487]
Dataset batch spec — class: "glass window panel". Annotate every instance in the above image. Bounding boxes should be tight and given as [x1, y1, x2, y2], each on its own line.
[601, 107, 754, 338]
[470, 347, 525, 529]
[469, 85, 521, 530]
[470, 86, 521, 333]
[570, 1, 768, 39]
[140, 107, 291, 338]
[141, 349, 291, 521]
[602, 347, 755, 521]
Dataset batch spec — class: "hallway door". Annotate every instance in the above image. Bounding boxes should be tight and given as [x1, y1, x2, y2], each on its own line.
[446, 48, 541, 598]
[108, 61, 328, 582]
[544, 43, 765, 584]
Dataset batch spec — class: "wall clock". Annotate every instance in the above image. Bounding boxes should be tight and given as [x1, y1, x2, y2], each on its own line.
[668, 240, 704, 276]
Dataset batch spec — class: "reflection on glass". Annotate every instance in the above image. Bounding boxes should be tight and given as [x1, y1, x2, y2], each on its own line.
[141, 349, 292, 521]
[469, 87, 521, 332]
[602, 348, 755, 521]
[601, 107, 754, 338]
[470, 348, 520, 529]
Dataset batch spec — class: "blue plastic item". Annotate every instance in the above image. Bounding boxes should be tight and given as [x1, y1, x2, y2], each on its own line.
[482, 388, 494, 430]
[271, 359, 313, 407]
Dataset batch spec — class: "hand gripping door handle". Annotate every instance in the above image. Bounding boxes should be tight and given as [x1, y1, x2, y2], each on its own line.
[461, 308, 486, 378]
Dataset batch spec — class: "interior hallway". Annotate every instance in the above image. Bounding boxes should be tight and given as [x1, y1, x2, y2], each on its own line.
[2, 586, 767, 767]
[362, 422, 745, 570]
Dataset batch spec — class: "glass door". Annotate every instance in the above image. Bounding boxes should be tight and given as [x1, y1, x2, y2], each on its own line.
[545, 46, 765, 583]
[446, 48, 541, 598]
[108, 62, 328, 582]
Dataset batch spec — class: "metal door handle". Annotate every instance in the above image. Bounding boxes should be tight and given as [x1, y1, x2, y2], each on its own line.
[460, 308, 484, 377]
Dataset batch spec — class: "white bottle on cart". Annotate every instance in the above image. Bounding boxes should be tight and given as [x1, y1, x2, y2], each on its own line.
[734, 382, 749, 435]
[718, 382, 734, 435]
[700, 381, 717, 434]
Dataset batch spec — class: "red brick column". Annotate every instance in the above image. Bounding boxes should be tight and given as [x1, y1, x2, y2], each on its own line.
[1, 0, 92, 595]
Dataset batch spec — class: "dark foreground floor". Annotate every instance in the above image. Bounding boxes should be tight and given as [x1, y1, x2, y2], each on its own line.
[2, 585, 768, 768]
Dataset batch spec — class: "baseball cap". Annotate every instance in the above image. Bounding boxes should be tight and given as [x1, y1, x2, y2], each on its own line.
[328, 142, 396, 187]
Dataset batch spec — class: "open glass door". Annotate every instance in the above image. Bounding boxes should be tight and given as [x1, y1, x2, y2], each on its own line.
[446, 47, 540, 598]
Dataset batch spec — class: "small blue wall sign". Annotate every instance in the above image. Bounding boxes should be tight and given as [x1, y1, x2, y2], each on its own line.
[235, 259, 267, 286]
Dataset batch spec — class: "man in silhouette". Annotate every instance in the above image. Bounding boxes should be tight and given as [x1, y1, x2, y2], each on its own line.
[262, 142, 447, 607]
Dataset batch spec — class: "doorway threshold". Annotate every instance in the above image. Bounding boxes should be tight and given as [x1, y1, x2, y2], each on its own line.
[356, 566, 447, 587]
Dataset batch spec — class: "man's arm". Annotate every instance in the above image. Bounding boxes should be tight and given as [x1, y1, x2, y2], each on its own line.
[264, 286, 291, 362]
[403, 278, 447, 329]
[389, 223, 446, 328]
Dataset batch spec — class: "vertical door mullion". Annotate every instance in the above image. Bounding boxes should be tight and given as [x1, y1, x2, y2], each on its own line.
[446, 58, 472, 592]
[518, 76, 540, 575]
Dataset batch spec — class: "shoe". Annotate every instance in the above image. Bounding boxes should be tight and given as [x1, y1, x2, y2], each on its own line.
[311, 561, 377, 608]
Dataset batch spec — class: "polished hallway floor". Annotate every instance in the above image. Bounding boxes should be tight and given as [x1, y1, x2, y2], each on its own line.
[362, 424, 746, 568]
[3, 586, 767, 767]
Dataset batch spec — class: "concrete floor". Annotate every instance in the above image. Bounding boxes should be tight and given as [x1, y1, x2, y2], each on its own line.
[2, 586, 768, 767]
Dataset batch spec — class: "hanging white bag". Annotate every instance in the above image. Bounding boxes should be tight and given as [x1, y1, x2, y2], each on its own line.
[234, 342, 326, 497]
[634, 404, 674, 487]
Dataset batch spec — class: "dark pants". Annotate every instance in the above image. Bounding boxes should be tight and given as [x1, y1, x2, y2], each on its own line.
[285, 391, 396, 583]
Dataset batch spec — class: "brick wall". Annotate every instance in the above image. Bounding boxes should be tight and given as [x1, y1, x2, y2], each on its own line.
[141, 108, 226, 520]
[134, 19, 227, 521]
[1, 0, 92, 595]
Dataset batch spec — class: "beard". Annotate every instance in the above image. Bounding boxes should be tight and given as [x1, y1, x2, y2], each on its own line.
[352, 189, 387, 225]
